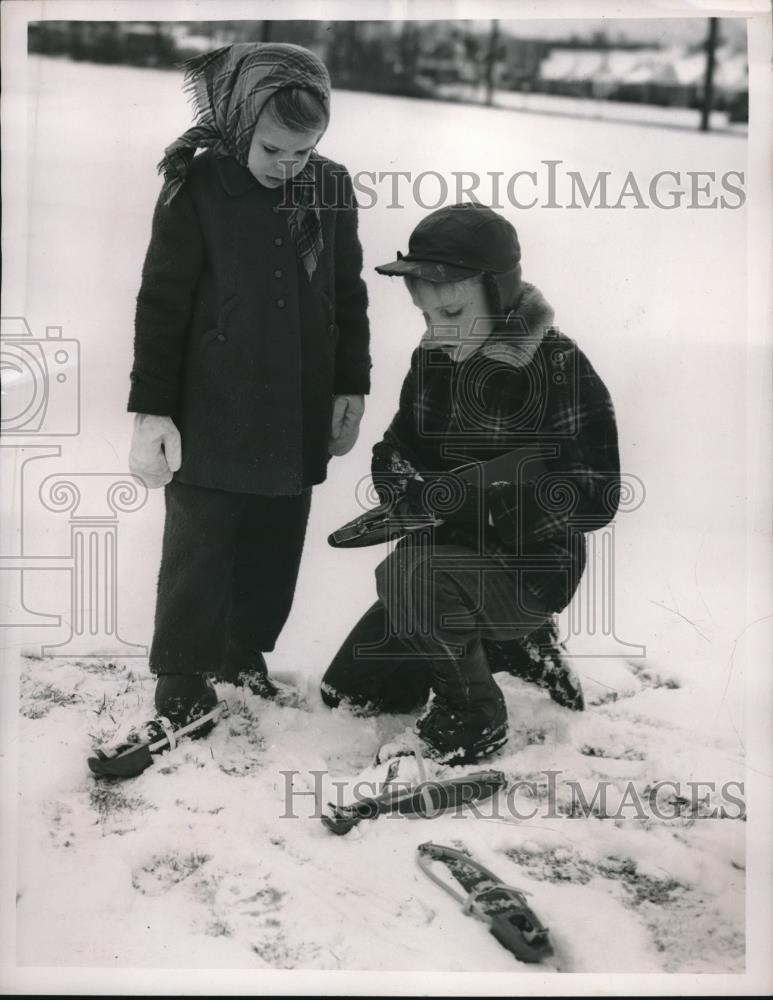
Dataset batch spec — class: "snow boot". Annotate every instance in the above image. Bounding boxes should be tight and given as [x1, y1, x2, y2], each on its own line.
[228, 653, 308, 709]
[415, 640, 508, 765]
[483, 618, 585, 712]
[213, 651, 280, 698]
[155, 674, 219, 730]
[231, 653, 281, 699]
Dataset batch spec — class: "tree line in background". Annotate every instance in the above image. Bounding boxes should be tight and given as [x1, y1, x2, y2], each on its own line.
[27, 18, 747, 124]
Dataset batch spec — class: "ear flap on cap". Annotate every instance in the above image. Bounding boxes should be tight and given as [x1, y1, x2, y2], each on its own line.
[482, 265, 523, 318]
[496, 264, 523, 317]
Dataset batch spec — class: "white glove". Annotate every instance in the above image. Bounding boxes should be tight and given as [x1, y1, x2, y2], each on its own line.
[329, 394, 365, 457]
[129, 413, 182, 489]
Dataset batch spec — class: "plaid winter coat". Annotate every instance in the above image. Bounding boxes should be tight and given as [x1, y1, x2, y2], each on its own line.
[128, 151, 371, 495]
[371, 283, 621, 614]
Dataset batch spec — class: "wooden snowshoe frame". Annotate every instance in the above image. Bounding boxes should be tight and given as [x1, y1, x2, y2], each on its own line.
[416, 841, 553, 963]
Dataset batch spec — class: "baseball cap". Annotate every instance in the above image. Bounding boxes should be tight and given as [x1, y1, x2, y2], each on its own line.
[375, 203, 521, 282]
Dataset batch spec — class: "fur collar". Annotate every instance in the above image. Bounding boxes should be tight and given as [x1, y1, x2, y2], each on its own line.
[479, 282, 556, 369]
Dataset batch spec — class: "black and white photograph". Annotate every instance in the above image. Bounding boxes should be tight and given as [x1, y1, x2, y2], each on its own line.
[1, 0, 771, 994]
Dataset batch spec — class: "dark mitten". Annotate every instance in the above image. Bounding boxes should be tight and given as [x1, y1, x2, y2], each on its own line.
[401, 474, 486, 525]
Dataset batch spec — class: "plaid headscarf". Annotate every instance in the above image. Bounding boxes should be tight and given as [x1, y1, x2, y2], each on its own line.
[157, 42, 331, 279]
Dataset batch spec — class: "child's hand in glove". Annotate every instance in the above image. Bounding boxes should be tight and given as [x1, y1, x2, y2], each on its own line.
[329, 394, 365, 457]
[401, 472, 486, 524]
[129, 413, 182, 488]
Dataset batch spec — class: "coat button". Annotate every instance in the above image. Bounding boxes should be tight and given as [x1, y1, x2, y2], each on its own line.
[327, 323, 336, 334]
[274, 236, 283, 246]
[274, 269, 283, 278]
[276, 298, 286, 308]
[217, 333, 226, 342]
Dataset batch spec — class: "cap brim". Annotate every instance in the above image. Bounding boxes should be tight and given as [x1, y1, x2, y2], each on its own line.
[375, 258, 481, 282]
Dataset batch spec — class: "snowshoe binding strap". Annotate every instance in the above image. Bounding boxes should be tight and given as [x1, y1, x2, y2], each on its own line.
[87, 701, 227, 779]
[156, 716, 177, 751]
[321, 768, 505, 835]
[416, 842, 553, 963]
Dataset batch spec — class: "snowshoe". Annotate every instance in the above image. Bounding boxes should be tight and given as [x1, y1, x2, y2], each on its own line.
[322, 752, 505, 835]
[87, 702, 226, 779]
[328, 498, 438, 549]
[417, 841, 553, 963]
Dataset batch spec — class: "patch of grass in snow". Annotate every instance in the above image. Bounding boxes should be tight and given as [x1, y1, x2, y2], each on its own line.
[73, 658, 128, 676]
[131, 851, 211, 895]
[639, 898, 745, 971]
[215, 714, 265, 776]
[501, 842, 747, 969]
[174, 798, 224, 815]
[250, 934, 317, 969]
[506, 845, 595, 885]
[580, 744, 647, 761]
[191, 870, 223, 909]
[588, 689, 623, 707]
[522, 726, 549, 745]
[596, 856, 685, 906]
[20, 682, 83, 718]
[239, 885, 285, 910]
[626, 660, 681, 690]
[506, 845, 686, 907]
[505, 845, 743, 971]
[88, 782, 155, 823]
[640, 785, 725, 821]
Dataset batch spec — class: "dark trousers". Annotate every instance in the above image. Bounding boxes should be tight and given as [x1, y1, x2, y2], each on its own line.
[149, 479, 311, 677]
[321, 534, 558, 713]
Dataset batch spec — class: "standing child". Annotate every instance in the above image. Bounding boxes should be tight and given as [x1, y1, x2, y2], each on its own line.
[321, 203, 619, 765]
[92, 43, 370, 773]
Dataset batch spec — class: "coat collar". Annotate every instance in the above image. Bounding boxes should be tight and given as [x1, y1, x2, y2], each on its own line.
[478, 283, 556, 369]
[215, 155, 259, 197]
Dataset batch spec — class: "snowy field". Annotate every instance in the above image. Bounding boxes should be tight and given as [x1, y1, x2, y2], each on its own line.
[1, 54, 768, 985]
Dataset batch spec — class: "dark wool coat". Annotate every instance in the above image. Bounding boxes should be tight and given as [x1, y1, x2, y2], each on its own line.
[128, 151, 371, 495]
[371, 283, 621, 614]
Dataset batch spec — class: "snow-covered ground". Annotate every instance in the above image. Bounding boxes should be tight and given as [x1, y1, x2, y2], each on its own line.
[2, 54, 769, 989]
